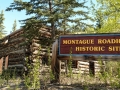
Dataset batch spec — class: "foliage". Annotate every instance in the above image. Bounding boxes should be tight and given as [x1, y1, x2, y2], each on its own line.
[6, 0, 93, 39]
[24, 56, 40, 89]
[12, 20, 17, 32]
[0, 10, 6, 38]
[0, 61, 120, 89]
[68, 47, 73, 77]
[24, 44, 41, 89]
[91, 0, 120, 33]
[1, 69, 11, 84]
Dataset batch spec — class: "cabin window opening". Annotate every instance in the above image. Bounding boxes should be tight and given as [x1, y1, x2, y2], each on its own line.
[42, 53, 49, 66]
[71, 61, 78, 68]
[67, 60, 78, 68]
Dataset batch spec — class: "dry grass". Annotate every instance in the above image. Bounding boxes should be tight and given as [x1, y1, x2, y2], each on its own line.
[0, 73, 120, 90]
[1, 61, 120, 90]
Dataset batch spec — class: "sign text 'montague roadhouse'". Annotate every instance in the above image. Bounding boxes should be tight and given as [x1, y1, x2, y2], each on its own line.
[59, 34, 120, 56]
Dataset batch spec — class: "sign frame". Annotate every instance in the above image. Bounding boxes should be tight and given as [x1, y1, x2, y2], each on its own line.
[59, 33, 120, 56]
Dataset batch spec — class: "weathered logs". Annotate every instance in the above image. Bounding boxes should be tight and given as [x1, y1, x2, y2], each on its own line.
[9, 37, 24, 43]
[8, 57, 25, 61]
[0, 26, 52, 74]
[32, 43, 40, 47]
[9, 49, 25, 54]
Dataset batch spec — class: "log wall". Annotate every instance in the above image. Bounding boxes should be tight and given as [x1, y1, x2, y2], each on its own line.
[0, 29, 25, 72]
[0, 26, 52, 74]
[60, 60, 101, 75]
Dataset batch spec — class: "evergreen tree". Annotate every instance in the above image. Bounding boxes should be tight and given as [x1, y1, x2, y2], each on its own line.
[0, 10, 5, 38]
[6, 0, 94, 85]
[6, 0, 93, 39]
[12, 20, 17, 32]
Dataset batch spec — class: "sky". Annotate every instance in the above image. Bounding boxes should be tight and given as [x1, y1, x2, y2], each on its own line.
[0, 0, 29, 35]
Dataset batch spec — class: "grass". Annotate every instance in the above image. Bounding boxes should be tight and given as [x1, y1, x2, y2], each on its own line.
[0, 64, 120, 90]
[1, 57, 120, 90]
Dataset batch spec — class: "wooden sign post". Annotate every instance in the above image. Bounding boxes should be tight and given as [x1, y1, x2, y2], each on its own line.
[51, 33, 120, 83]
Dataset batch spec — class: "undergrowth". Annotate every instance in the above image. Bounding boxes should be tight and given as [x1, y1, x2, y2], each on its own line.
[0, 55, 120, 90]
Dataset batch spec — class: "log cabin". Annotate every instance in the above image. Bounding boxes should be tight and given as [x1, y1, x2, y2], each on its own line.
[0, 26, 52, 74]
[0, 26, 109, 79]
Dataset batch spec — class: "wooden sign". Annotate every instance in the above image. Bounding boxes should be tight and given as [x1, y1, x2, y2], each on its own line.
[59, 34, 120, 56]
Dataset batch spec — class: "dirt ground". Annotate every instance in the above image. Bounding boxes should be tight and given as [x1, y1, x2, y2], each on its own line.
[0, 78, 120, 90]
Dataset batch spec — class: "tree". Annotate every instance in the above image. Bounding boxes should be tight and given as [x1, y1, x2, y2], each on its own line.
[0, 10, 5, 38]
[12, 19, 17, 32]
[6, 0, 93, 39]
[90, 0, 104, 31]
[6, 0, 94, 85]
[92, 0, 120, 33]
